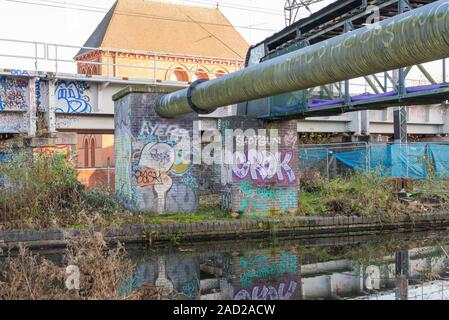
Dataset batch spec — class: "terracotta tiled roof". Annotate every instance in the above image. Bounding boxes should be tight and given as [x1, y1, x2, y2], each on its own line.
[76, 0, 249, 60]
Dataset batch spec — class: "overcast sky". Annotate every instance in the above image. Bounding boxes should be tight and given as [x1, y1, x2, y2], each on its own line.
[0, 0, 333, 46]
[0, 0, 438, 82]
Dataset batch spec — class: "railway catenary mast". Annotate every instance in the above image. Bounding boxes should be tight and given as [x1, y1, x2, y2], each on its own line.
[284, 0, 325, 26]
[156, 0, 449, 118]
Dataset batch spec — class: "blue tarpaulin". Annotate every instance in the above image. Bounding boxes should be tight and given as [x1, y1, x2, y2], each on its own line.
[429, 144, 449, 178]
[300, 143, 441, 179]
[332, 150, 368, 172]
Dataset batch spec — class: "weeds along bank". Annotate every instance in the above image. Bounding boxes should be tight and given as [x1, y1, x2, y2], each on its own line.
[0, 233, 138, 300]
[1, 152, 449, 232]
[0, 152, 122, 230]
[299, 169, 449, 218]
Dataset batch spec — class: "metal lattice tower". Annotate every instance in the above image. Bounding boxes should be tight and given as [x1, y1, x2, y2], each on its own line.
[284, 0, 325, 26]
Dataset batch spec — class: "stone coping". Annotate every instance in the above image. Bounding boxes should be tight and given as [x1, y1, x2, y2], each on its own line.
[1, 213, 449, 251]
[112, 84, 187, 101]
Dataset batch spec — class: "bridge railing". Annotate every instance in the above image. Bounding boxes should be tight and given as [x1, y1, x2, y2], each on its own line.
[0, 38, 245, 83]
[267, 57, 448, 118]
[305, 59, 448, 105]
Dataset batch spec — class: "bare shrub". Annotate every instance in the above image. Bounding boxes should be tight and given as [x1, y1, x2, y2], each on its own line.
[0, 233, 138, 300]
[0, 245, 67, 300]
[300, 169, 322, 192]
[64, 233, 137, 300]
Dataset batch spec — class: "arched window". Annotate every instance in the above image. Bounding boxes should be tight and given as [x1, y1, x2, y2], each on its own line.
[90, 137, 96, 168]
[213, 69, 226, 79]
[169, 67, 189, 82]
[84, 138, 90, 167]
[192, 69, 209, 81]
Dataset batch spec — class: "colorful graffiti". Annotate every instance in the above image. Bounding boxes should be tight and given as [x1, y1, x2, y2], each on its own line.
[235, 252, 300, 300]
[0, 76, 28, 111]
[35, 79, 49, 112]
[284, 130, 298, 149]
[33, 145, 72, 162]
[179, 279, 200, 299]
[238, 181, 297, 215]
[232, 151, 296, 184]
[55, 81, 92, 113]
[138, 121, 183, 142]
[10, 69, 30, 77]
[234, 277, 298, 300]
[134, 167, 162, 187]
[240, 252, 299, 287]
[134, 120, 196, 214]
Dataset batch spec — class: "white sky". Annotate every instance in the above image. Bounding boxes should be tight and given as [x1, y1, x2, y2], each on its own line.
[0, 0, 334, 46]
[0, 0, 440, 82]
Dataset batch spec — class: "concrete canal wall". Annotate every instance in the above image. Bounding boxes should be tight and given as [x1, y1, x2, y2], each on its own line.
[1, 213, 449, 251]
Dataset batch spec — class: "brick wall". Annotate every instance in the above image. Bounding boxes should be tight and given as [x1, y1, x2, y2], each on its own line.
[221, 117, 300, 217]
[114, 87, 200, 214]
[77, 168, 115, 190]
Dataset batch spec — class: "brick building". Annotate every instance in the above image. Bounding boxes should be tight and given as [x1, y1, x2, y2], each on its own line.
[73, 0, 248, 188]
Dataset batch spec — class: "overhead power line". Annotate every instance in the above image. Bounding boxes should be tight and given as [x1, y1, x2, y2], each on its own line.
[2, 0, 282, 32]
[39, 0, 286, 16]
[180, 0, 285, 16]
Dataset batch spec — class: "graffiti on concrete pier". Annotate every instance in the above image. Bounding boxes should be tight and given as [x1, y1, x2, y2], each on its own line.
[234, 278, 298, 300]
[55, 81, 92, 113]
[232, 151, 296, 184]
[0, 77, 28, 111]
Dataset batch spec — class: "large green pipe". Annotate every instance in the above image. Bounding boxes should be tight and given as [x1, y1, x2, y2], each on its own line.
[156, 0, 449, 118]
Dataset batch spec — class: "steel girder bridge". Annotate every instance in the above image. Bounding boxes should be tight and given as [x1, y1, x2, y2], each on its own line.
[156, 0, 449, 136]
[243, 0, 449, 123]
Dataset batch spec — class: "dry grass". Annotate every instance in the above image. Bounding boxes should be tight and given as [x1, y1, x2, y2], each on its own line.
[0, 233, 139, 300]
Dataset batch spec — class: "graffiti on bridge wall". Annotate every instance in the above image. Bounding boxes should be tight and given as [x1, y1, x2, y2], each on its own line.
[284, 130, 298, 149]
[35, 79, 49, 112]
[120, 255, 200, 300]
[232, 151, 296, 184]
[133, 120, 197, 213]
[33, 145, 72, 162]
[238, 181, 297, 215]
[0, 77, 28, 111]
[234, 277, 298, 300]
[115, 103, 134, 207]
[235, 252, 300, 300]
[239, 252, 299, 288]
[55, 80, 92, 113]
[221, 184, 232, 211]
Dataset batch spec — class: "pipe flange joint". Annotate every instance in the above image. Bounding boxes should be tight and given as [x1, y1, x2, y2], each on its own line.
[187, 79, 213, 115]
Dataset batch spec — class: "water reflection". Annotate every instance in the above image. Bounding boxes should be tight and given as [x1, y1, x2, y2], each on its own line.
[125, 231, 449, 300]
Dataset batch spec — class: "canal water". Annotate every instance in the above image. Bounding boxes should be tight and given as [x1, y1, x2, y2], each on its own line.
[118, 230, 449, 300]
[2, 230, 449, 300]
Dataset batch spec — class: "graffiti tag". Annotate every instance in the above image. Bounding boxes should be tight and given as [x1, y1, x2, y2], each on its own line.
[234, 280, 298, 300]
[232, 151, 296, 184]
[55, 81, 92, 113]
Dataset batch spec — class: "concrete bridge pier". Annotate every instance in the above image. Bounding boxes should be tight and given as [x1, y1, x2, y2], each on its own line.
[220, 117, 300, 217]
[113, 85, 200, 214]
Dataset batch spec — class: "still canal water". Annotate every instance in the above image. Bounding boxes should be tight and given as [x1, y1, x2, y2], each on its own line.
[4, 230, 449, 300]
[117, 230, 449, 300]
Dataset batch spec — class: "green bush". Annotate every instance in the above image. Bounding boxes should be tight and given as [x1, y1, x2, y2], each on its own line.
[0, 151, 123, 228]
[0, 152, 84, 226]
[83, 189, 121, 215]
[299, 171, 400, 217]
